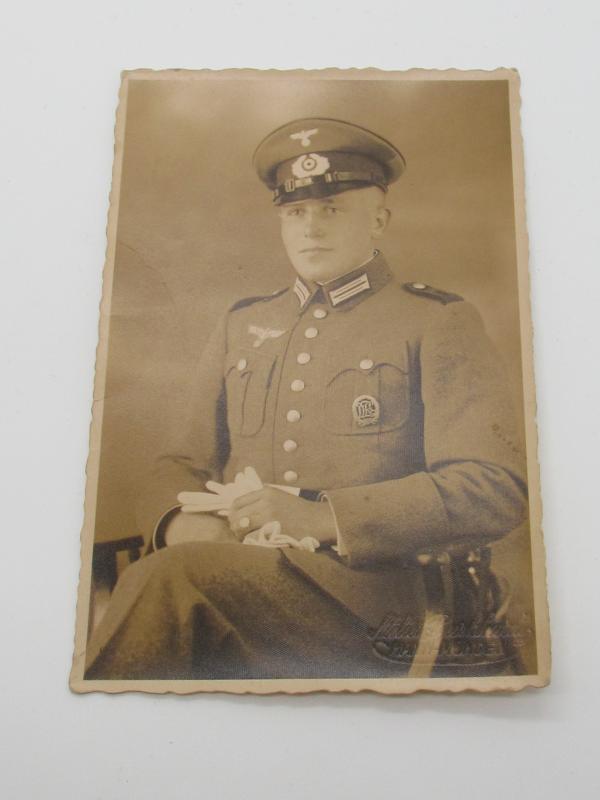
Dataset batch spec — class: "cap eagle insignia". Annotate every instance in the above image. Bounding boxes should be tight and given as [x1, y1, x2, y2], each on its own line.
[290, 128, 318, 147]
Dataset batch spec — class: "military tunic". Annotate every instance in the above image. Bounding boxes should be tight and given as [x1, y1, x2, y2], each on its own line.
[131, 251, 527, 631]
[86, 252, 527, 678]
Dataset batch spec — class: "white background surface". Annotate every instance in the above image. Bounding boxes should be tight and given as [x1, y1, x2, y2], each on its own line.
[1, 1, 598, 797]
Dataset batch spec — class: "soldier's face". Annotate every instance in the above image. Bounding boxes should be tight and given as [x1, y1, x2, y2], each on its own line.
[278, 187, 390, 282]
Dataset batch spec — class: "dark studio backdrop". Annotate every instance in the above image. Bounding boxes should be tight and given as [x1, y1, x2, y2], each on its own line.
[93, 75, 535, 666]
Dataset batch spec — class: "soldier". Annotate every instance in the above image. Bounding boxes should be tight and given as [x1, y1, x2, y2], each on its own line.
[85, 118, 528, 680]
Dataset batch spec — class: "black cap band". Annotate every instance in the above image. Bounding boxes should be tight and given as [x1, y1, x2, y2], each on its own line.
[274, 170, 388, 204]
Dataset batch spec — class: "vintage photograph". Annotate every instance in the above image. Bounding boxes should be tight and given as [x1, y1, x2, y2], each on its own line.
[70, 68, 549, 693]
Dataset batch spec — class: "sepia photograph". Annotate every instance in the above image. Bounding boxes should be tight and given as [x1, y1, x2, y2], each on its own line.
[70, 68, 549, 693]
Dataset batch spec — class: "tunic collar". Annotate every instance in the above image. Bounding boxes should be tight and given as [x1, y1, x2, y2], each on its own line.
[292, 250, 393, 312]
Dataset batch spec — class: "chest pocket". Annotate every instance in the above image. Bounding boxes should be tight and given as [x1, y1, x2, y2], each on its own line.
[323, 343, 411, 435]
[225, 348, 277, 437]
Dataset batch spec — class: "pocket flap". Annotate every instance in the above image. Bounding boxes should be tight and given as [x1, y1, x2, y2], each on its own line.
[224, 347, 276, 377]
[323, 342, 410, 435]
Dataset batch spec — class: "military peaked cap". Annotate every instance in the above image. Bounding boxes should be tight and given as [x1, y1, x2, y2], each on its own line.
[253, 117, 406, 205]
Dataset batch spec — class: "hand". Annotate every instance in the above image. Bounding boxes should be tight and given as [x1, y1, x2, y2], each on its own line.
[228, 487, 337, 546]
[164, 513, 236, 547]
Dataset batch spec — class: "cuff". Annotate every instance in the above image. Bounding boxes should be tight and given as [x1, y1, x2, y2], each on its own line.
[320, 493, 349, 556]
[150, 505, 182, 552]
[325, 472, 450, 568]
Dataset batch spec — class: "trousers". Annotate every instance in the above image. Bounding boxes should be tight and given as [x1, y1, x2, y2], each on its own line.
[84, 541, 410, 680]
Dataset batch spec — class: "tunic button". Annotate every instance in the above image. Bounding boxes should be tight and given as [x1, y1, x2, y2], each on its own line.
[304, 327, 319, 339]
[283, 439, 298, 452]
[313, 308, 327, 319]
[297, 352, 311, 365]
[287, 409, 301, 422]
[291, 379, 305, 392]
[360, 358, 374, 370]
[412, 282, 427, 290]
[284, 470, 298, 483]
[237, 358, 247, 371]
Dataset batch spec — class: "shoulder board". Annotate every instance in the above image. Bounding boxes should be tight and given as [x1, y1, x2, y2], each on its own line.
[230, 287, 288, 312]
[402, 282, 463, 305]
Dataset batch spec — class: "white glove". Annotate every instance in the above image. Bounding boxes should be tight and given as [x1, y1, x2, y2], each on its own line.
[177, 467, 319, 553]
[243, 521, 320, 553]
[178, 466, 263, 512]
[178, 467, 300, 513]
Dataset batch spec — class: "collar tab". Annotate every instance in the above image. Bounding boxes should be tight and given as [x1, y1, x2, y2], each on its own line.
[328, 273, 371, 306]
[292, 251, 392, 312]
[293, 277, 311, 308]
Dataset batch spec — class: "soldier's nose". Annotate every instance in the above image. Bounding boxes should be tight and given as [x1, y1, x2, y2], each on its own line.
[303, 212, 325, 238]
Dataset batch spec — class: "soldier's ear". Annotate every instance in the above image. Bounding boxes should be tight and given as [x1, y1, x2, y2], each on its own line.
[371, 206, 391, 239]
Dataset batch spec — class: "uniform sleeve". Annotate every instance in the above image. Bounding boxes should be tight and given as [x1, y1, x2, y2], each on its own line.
[325, 301, 528, 567]
[135, 311, 231, 543]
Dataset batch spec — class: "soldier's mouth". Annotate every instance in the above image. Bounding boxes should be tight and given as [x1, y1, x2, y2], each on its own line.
[299, 247, 333, 254]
